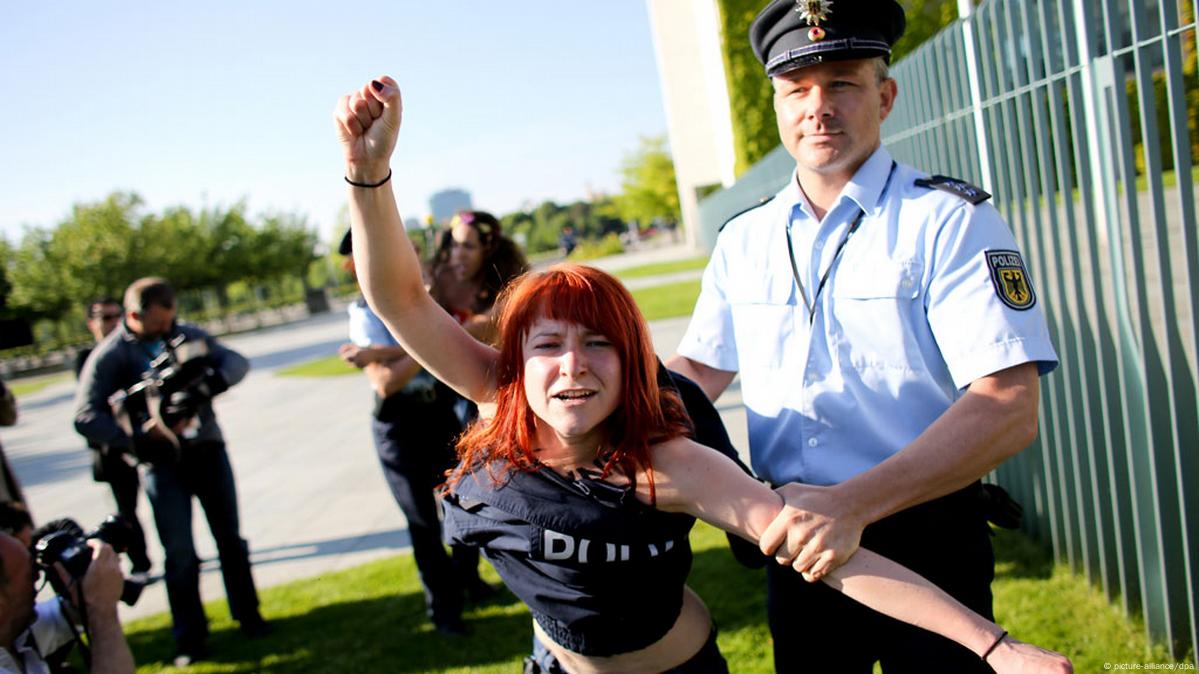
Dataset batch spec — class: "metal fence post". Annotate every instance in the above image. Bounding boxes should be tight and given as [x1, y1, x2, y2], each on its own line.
[958, 0, 993, 192]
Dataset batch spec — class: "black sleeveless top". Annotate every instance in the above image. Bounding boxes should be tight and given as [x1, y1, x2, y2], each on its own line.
[443, 461, 695, 656]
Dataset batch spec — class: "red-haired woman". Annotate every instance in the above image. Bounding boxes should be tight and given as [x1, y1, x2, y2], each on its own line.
[334, 77, 1073, 674]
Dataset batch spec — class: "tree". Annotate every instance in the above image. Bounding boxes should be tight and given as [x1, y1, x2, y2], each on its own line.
[614, 135, 681, 230]
[717, 0, 782, 175]
[0, 237, 13, 315]
[7, 193, 147, 317]
[137, 206, 212, 290]
[892, 0, 958, 61]
[253, 212, 320, 289]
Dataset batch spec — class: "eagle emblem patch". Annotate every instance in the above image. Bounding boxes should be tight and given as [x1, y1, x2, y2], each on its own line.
[986, 250, 1036, 310]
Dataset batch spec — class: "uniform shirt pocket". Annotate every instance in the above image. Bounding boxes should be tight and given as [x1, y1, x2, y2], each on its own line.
[726, 272, 797, 371]
[829, 261, 923, 372]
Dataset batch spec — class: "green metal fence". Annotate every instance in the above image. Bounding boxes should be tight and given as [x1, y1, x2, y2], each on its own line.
[885, 0, 1198, 658]
[697, 0, 1197, 658]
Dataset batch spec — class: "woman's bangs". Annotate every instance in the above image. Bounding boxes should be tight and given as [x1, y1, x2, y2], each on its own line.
[532, 274, 613, 338]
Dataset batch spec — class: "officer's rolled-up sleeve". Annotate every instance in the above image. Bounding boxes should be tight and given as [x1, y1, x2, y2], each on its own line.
[677, 243, 739, 372]
[924, 203, 1059, 389]
[347, 302, 395, 347]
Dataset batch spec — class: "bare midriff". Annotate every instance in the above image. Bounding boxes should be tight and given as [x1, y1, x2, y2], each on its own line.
[532, 585, 712, 674]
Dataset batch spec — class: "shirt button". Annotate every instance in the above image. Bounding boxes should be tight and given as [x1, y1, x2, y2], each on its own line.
[808, 438, 819, 447]
[813, 240, 824, 250]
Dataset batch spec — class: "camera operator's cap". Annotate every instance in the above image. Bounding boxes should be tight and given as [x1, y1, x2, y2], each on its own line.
[750, 0, 907, 77]
[338, 229, 353, 256]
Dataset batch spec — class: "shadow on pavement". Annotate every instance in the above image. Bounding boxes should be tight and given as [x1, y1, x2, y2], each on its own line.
[244, 528, 415, 569]
[8, 447, 91, 487]
[16, 390, 76, 413]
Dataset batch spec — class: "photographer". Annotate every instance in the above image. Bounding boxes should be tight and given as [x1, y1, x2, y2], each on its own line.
[73, 278, 269, 666]
[0, 378, 22, 506]
[74, 298, 152, 578]
[0, 533, 134, 674]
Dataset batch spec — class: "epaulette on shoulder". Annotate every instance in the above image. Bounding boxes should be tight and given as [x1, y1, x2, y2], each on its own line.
[914, 175, 991, 205]
[718, 194, 776, 233]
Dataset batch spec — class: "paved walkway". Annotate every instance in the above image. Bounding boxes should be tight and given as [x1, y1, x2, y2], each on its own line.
[1, 249, 742, 624]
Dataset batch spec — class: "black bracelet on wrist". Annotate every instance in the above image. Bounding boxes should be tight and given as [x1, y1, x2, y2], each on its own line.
[344, 169, 392, 188]
[981, 630, 1008, 662]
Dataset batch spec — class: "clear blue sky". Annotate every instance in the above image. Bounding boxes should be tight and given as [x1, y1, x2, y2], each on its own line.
[0, 2, 668, 243]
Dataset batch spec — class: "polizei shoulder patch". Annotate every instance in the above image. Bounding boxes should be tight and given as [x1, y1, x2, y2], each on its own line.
[986, 250, 1036, 310]
[914, 175, 991, 205]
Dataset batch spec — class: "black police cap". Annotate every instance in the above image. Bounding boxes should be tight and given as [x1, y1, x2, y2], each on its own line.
[750, 0, 906, 77]
[338, 228, 352, 256]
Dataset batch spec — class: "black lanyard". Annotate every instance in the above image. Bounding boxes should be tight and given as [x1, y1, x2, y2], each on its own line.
[785, 162, 897, 324]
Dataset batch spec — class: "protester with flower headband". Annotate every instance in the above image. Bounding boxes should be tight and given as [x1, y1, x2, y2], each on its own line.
[429, 210, 529, 340]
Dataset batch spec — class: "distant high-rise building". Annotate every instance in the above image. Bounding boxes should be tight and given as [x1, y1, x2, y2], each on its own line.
[429, 189, 472, 224]
[403, 217, 421, 231]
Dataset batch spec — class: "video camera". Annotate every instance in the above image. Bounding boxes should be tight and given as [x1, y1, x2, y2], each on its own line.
[32, 515, 147, 606]
[108, 332, 228, 462]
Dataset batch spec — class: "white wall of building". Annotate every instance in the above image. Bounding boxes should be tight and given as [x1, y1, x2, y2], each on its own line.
[645, 0, 737, 250]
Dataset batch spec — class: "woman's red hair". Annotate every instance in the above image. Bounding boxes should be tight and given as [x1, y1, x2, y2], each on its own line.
[453, 264, 691, 497]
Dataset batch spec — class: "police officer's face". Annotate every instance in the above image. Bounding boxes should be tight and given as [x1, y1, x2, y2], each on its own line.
[772, 58, 897, 181]
[522, 317, 622, 447]
[448, 223, 485, 282]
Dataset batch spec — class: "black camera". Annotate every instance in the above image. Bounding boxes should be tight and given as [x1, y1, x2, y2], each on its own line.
[108, 333, 228, 462]
[33, 515, 146, 606]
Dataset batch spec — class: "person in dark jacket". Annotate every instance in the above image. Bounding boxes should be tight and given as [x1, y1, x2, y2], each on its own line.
[74, 297, 152, 576]
[74, 278, 269, 666]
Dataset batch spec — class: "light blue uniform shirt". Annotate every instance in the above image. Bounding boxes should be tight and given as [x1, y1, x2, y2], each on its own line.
[347, 298, 437, 397]
[678, 146, 1058, 486]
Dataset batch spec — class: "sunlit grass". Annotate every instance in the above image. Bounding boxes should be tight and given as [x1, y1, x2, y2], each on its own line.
[118, 523, 1191, 672]
[616, 256, 709, 280]
[7, 371, 72, 397]
[275, 355, 357, 378]
[631, 279, 702, 322]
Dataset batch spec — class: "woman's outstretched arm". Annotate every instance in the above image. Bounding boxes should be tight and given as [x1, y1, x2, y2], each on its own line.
[649, 438, 1072, 674]
[333, 76, 498, 402]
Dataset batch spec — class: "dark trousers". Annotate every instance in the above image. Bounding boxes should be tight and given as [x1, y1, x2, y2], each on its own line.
[766, 484, 996, 674]
[371, 400, 481, 623]
[143, 441, 260, 649]
[96, 450, 152, 572]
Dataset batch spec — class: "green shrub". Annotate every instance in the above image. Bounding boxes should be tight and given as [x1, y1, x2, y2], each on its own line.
[567, 234, 625, 261]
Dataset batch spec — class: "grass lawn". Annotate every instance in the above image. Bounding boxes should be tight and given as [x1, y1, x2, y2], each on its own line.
[275, 355, 358, 378]
[8, 371, 72, 397]
[120, 524, 1190, 673]
[631, 279, 703, 322]
[615, 256, 710, 280]
[249, 277, 1192, 670]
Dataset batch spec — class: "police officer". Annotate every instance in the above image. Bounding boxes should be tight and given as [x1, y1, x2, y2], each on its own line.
[337, 231, 492, 636]
[667, 1, 1060, 671]
[74, 277, 270, 666]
